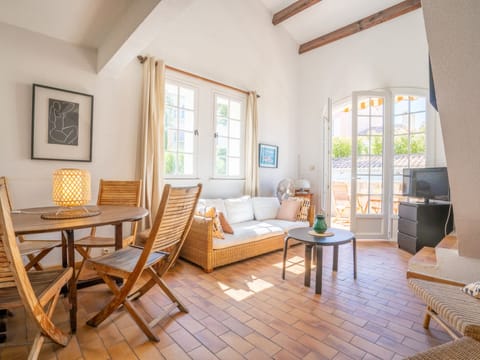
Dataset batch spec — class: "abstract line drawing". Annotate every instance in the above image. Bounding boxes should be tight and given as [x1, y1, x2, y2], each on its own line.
[48, 98, 79, 145]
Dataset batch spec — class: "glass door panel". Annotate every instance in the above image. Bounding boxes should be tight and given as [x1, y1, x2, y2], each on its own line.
[330, 101, 353, 230]
[352, 92, 388, 239]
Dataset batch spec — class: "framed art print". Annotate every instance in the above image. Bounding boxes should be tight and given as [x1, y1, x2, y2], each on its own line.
[31, 84, 94, 162]
[259, 143, 278, 168]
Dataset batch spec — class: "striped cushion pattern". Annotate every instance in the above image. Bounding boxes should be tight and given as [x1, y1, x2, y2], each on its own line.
[408, 279, 480, 341]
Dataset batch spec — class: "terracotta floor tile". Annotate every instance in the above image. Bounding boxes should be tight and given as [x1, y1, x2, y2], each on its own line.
[1, 242, 450, 359]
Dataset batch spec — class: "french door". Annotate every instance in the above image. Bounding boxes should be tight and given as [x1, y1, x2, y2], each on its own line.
[350, 91, 391, 239]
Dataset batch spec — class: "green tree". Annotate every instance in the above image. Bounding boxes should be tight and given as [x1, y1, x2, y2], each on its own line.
[394, 136, 409, 154]
[164, 152, 175, 175]
[371, 136, 383, 155]
[332, 137, 351, 158]
[411, 135, 425, 154]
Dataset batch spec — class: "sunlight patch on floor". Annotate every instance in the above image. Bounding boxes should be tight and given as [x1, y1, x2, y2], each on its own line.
[272, 255, 306, 275]
[217, 276, 274, 301]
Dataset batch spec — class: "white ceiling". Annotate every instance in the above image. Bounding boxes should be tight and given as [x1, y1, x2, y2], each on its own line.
[260, 0, 408, 43]
[0, 0, 411, 49]
[0, 0, 132, 48]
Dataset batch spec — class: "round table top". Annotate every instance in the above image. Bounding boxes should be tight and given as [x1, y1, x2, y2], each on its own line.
[287, 227, 355, 246]
[12, 205, 148, 235]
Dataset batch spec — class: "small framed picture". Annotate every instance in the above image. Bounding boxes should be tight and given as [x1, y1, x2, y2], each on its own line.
[259, 143, 278, 168]
[31, 84, 94, 162]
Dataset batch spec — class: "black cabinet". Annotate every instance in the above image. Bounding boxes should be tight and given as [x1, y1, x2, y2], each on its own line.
[397, 202, 454, 254]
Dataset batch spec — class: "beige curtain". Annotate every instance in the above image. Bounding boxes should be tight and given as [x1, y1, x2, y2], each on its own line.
[244, 91, 259, 196]
[139, 57, 165, 227]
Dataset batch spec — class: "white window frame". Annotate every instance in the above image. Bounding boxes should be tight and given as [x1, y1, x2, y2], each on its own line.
[212, 91, 246, 179]
[164, 78, 199, 179]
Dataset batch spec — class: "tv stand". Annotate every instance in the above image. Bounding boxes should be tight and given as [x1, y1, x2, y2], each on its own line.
[398, 201, 454, 254]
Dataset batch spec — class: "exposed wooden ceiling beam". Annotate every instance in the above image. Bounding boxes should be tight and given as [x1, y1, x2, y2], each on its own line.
[272, 0, 322, 25]
[298, 0, 421, 54]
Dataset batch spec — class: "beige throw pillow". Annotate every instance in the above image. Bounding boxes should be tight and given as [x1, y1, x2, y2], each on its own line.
[218, 211, 234, 234]
[276, 199, 302, 221]
[204, 207, 225, 239]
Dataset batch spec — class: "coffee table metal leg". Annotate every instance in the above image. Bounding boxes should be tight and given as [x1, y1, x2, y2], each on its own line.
[315, 245, 323, 294]
[333, 245, 339, 272]
[353, 237, 357, 279]
[282, 236, 290, 280]
[304, 244, 312, 287]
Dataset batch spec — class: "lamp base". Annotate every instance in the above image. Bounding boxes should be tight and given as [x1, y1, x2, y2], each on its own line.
[41, 207, 101, 220]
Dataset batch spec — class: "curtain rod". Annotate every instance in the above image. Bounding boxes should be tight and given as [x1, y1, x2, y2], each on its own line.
[137, 56, 259, 98]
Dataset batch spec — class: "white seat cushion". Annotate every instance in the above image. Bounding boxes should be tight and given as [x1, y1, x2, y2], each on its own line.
[263, 219, 309, 231]
[213, 220, 284, 249]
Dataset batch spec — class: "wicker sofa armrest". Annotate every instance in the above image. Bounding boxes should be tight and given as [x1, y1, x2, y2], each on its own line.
[180, 215, 215, 272]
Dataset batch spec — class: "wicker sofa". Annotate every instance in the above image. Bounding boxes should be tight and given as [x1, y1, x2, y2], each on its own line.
[180, 196, 315, 272]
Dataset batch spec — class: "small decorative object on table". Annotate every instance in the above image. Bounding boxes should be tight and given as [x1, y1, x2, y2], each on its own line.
[313, 213, 328, 233]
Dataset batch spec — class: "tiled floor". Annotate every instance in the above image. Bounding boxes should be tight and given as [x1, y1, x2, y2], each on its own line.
[0, 241, 450, 359]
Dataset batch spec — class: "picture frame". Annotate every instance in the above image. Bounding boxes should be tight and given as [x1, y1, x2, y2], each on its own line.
[31, 84, 94, 162]
[259, 143, 278, 168]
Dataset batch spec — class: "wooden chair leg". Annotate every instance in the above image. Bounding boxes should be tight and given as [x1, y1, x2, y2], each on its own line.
[128, 278, 156, 301]
[86, 276, 132, 327]
[156, 276, 188, 313]
[423, 306, 432, 329]
[25, 251, 50, 271]
[74, 246, 91, 283]
[123, 299, 159, 341]
[29, 333, 45, 360]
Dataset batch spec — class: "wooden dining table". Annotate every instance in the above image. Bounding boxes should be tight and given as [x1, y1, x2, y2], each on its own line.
[12, 205, 148, 333]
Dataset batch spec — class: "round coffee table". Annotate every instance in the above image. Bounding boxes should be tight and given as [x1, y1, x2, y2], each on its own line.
[282, 227, 357, 294]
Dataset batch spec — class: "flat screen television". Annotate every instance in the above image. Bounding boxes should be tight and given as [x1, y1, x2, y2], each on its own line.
[403, 167, 450, 203]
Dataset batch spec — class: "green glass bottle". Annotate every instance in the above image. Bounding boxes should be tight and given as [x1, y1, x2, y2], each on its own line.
[313, 214, 328, 233]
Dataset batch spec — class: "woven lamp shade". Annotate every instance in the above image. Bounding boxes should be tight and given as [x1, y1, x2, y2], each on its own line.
[52, 168, 91, 207]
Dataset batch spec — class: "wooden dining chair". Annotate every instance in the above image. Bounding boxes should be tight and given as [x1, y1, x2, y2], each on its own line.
[0, 176, 62, 271]
[0, 184, 73, 359]
[74, 179, 142, 283]
[85, 183, 202, 341]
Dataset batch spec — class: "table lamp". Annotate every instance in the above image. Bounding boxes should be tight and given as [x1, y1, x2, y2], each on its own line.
[41, 168, 100, 219]
[294, 179, 311, 194]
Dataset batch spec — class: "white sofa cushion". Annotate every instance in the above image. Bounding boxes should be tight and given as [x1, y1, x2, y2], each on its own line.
[224, 196, 254, 224]
[213, 220, 283, 249]
[197, 198, 227, 215]
[253, 197, 280, 220]
[263, 219, 310, 231]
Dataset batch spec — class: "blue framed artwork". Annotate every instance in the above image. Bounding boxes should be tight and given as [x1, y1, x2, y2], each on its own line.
[259, 143, 278, 168]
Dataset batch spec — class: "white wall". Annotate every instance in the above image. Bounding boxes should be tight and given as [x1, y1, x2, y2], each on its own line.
[0, 0, 300, 265]
[0, 22, 143, 264]
[297, 11, 431, 208]
[0, 22, 143, 207]
[144, 0, 300, 197]
[423, 0, 480, 259]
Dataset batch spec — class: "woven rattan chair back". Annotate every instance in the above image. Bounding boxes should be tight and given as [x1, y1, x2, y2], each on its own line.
[92, 179, 142, 236]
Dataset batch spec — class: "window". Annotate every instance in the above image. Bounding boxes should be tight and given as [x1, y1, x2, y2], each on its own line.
[164, 71, 246, 181]
[164, 82, 197, 177]
[393, 95, 427, 209]
[214, 94, 244, 178]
